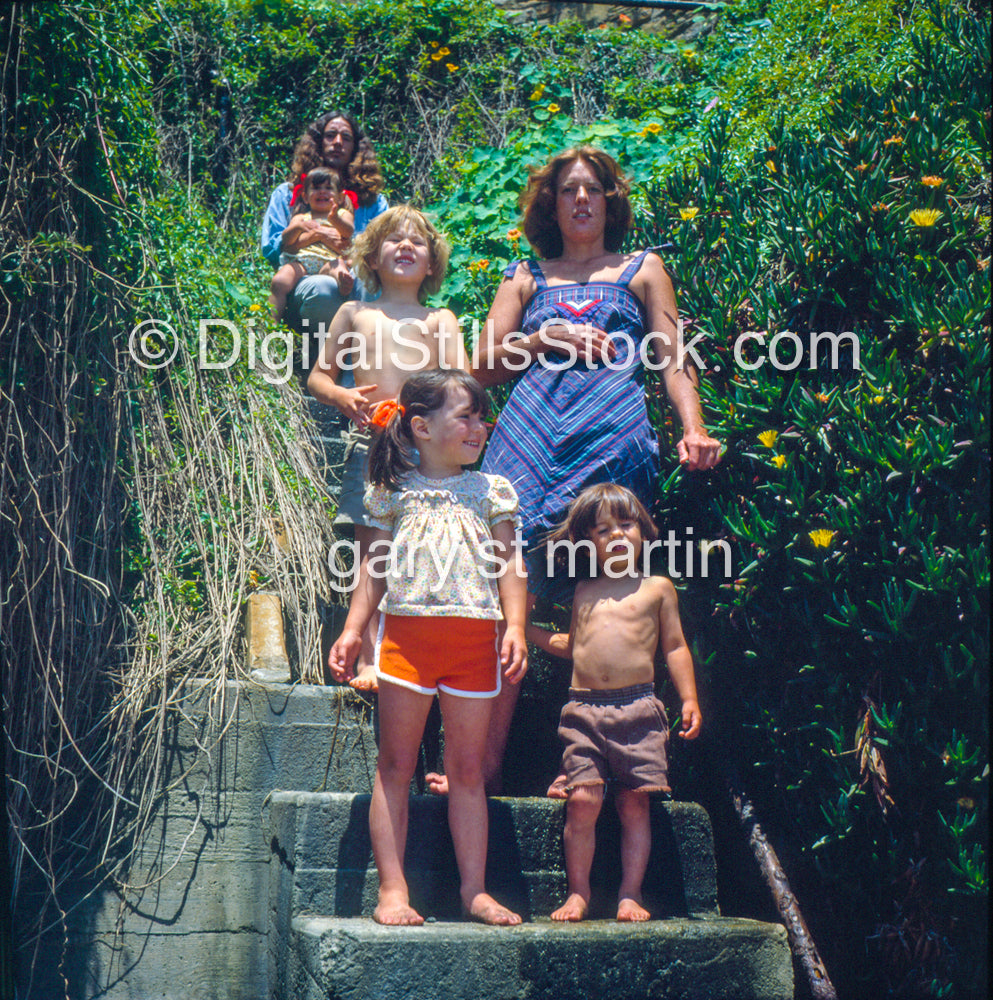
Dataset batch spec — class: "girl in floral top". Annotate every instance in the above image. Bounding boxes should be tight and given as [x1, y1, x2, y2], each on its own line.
[329, 369, 528, 927]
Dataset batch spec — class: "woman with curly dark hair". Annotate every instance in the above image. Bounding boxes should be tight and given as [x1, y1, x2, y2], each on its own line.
[261, 110, 388, 342]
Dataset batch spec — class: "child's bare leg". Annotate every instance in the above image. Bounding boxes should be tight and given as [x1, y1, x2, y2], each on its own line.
[551, 783, 603, 921]
[426, 664, 520, 796]
[269, 262, 304, 319]
[349, 525, 379, 691]
[369, 681, 434, 925]
[614, 787, 652, 922]
[439, 690, 521, 926]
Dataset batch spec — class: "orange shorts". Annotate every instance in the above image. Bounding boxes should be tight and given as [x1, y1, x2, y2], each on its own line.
[375, 613, 501, 698]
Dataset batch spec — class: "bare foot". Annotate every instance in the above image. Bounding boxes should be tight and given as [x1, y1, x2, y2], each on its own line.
[550, 893, 588, 922]
[373, 890, 424, 926]
[546, 772, 569, 800]
[464, 892, 521, 926]
[616, 897, 651, 922]
[349, 665, 378, 692]
[425, 772, 449, 796]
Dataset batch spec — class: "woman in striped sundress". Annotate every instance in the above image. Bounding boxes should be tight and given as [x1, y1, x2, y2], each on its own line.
[427, 146, 720, 797]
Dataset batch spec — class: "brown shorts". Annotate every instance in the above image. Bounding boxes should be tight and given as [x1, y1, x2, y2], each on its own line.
[558, 683, 671, 793]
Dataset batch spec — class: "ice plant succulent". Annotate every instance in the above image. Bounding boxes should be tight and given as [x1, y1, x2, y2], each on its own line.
[758, 430, 779, 448]
[909, 208, 943, 227]
[808, 529, 836, 548]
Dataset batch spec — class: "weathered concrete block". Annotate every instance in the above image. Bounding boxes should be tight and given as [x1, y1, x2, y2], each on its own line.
[245, 591, 291, 678]
[267, 792, 719, 922]
[290, 916, 794, 1000]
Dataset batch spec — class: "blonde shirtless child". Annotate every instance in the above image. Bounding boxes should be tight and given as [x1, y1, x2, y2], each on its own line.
[526, 483, 702, 923]
[308, 206, 467, 688]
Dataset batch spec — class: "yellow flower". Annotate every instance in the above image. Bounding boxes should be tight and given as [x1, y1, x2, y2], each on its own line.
[771, 455, 787, 468]
[766, 160, 777, 173]
[872, 395, 885, 404]
[679, 207, 700, 221]
[909, 208, 942, 227]
[809, 529, 836, 548]
[529, 84, 546, 101]
[431, 52, 444, 61]
[883, 135, 903, 146]
[921, 175, 943, 187]
[640, 122, 663, 138]
[758, 430, 779, 448]
[446, 63, 459, 73]
[249, 303, 262, 312]
[437, 46, 451, 57]
[548, 103, 561, 114]
[429, 41, 439, 49]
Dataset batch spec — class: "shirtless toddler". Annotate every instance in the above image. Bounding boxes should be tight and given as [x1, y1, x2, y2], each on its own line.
[527, 483, 702, 922]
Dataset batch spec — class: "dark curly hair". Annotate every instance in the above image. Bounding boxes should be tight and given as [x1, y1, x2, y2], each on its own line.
[289, 109, 384, 207]
[519, 146, 632, 259]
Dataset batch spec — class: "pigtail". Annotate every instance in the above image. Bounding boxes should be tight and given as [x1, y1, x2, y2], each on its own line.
[368, 405, 414, 492]
[367, 370, 491, 493]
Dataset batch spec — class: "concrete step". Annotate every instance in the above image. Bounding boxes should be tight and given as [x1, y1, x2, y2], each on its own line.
[288, 915, 793, 1000]
[267, 793, 795, 999]
[267, 792, 718, 922]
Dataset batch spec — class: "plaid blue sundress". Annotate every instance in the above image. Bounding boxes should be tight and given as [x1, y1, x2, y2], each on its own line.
[481, 251, 660, 603]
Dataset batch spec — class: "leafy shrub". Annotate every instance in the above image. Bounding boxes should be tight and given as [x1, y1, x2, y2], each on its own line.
[642, 7, 989, 996]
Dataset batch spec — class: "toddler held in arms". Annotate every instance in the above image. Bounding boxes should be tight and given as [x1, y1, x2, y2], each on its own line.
[526, 483, 702, 922]
[269, 167, 355, 319]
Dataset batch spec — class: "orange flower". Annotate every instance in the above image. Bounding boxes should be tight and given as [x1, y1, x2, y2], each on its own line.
[506, 228, 522, 240]
[618, 13, 632, 24]
[883, 135, 904, 146]
[855, 162, 870, 173]
[921, 175, 943, 187]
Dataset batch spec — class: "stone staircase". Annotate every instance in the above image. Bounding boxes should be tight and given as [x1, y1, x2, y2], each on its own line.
[266, 791, 793, 999]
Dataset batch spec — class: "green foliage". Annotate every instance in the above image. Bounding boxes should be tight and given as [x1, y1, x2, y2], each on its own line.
[4, 1, 989, 997]
[697, 0, 939, 154]
[643, 7, 989, 996]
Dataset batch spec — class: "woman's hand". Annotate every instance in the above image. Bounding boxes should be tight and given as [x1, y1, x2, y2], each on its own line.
[677, 427, 722, 471]
[539, 321, 616, 367]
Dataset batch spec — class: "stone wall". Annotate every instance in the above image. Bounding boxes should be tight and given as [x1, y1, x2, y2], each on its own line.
[489, 0, 717, 41]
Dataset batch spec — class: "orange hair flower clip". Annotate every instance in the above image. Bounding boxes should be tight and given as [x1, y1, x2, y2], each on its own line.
[369, 399, 405, 429]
